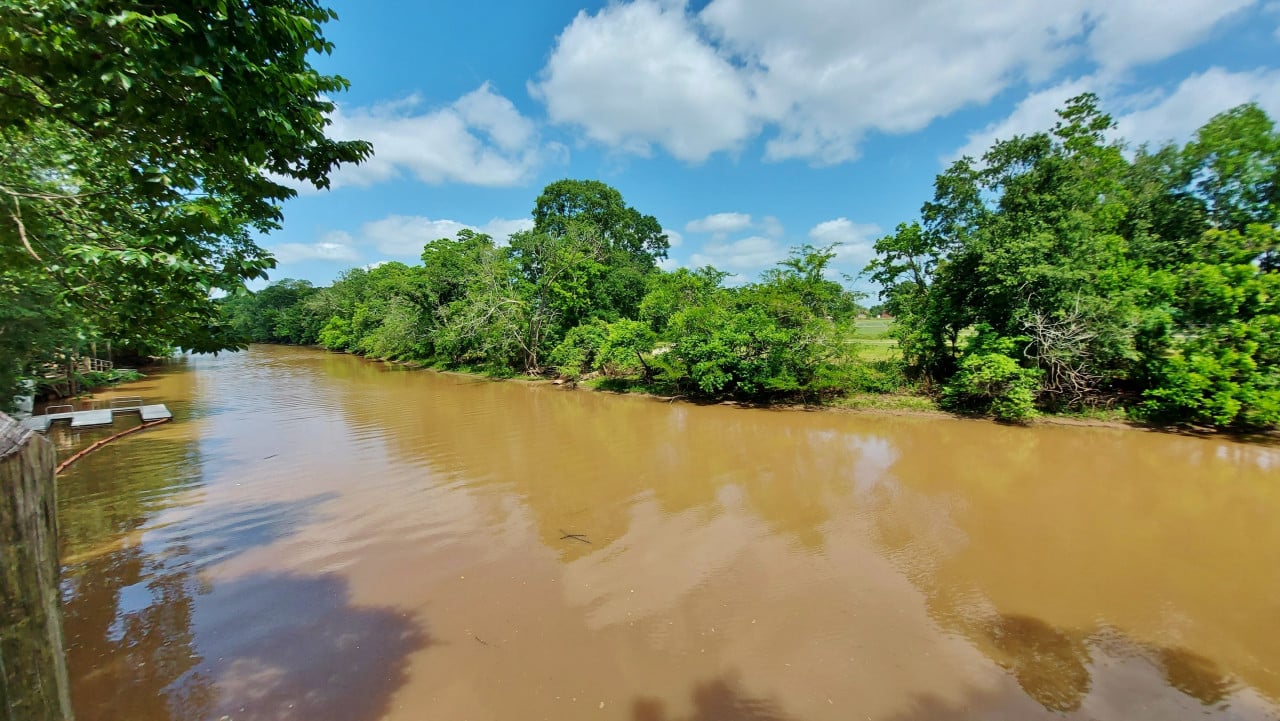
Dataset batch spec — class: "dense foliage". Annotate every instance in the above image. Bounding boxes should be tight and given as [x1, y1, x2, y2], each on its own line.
[225, 96, 1277, 431]
[868, 95, 1278, 428]
[0, 1, 369, 406]
[224, 180, 879, 401]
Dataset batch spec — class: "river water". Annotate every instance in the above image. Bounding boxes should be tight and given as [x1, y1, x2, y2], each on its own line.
[54, 345, 1280, 721]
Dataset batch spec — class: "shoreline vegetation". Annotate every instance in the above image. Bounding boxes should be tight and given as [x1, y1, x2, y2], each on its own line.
[222, 96, 1278, 435]
[296, 345, 1275, 441]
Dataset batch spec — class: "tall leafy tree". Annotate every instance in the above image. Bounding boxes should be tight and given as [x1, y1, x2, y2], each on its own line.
[533, 179, 670, 264]
[532, 179, 670, 320]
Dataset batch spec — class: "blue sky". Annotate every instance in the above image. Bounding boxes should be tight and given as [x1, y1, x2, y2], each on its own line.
[265, 0, 1280, 295]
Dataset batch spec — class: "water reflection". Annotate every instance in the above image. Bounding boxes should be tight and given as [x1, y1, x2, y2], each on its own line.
[64, 542, 214, 721]
[1156, 646, 1236, 706]
[633, 677, 794, 721]
[56, 346, 1280, 721]
[58, 360, 429, 721]
[981, 614, 1092, 712]
[853, 417, 1280, 711]
[302, 346, 1280, 718]
[189, 572, 428, 721]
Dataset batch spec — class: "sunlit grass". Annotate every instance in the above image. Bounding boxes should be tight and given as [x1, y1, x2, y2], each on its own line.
[852, 341, 899, 361]
[853, 318, 898, 361]
[855, 318, 894, 339]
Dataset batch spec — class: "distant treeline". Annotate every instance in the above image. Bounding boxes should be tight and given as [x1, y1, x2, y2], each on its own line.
[223, 95, 1279, 430]
[222, 179, 891, 402]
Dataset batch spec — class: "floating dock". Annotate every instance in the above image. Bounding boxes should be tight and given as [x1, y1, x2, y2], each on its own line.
[19, 397, 172, 433]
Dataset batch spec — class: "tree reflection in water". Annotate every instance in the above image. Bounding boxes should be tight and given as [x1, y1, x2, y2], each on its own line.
[1157, 646, 1237, 707]
[981, 614, 1092, 712]
[633, 677, 794, 721]
[60, 458, 428, 721]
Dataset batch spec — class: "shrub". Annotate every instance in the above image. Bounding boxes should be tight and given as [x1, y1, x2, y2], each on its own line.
[549, 321, 609, 381]
[356, 296, 428, 360]
[941, 328, 1041, 422]
[317, 316, 353, 351]
[844, 359, 911, 394]
[1137, 318, 1280, 429]
[596, 319, 657, 377]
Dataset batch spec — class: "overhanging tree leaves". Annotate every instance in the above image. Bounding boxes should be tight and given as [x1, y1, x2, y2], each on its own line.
[0, 0, 371, 403]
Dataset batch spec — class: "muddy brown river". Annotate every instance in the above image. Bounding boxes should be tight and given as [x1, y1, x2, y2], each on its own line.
[54, 344, 1280, 721]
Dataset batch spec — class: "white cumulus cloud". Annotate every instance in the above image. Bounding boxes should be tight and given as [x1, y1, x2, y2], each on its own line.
[951, 77, 1100, 162]
[532, 0, 1260, 166]
[1114, 67, 1280, 147]
[318, 214, 534, 259]
[1084, 0, 1254, 73]
[952, 67, 1280, 162]
[270, 235, 361, 263]
[689, 235, 787, 275]
[808, 218, 881, 278]
[322, 84, 556, 189]
[759, 215, 784, 239]
[530, 1, 757, 162]
[685, 212, 754, 235]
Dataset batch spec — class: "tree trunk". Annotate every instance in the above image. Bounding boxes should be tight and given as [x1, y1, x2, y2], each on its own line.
[0, 412, 73, 721]
[634, 350, 652, 379]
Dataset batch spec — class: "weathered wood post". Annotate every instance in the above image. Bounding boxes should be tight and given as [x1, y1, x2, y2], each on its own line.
[0, 412, 73, 721]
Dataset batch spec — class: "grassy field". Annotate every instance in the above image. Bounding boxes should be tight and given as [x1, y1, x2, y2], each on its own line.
[853, 318, 899, 361]
[855, 318, 894, 338]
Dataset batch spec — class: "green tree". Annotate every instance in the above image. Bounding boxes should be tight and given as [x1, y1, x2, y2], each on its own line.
[0, 0, 370, 404]
[548, 321, 610, 381]
[222, 279, 318, 344]
[533, 179, 669, 264]
[596, 319, 657, 378]
[502, 222, 612, 371]
[663, 247, 863, 400]
[639, 266, 728, 336]
[1182, 105, 1280, 237]
[940, 328, 1041, 423]
[868, 93, 1280, 428]
[532, 179, 670, 320]
[420, 230, 498, 311]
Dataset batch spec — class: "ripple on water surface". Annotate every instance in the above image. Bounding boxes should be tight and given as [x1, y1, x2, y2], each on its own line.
[55, 345, 1280, 721]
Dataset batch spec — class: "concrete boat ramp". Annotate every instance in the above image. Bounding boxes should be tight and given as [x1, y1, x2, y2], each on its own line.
[19, 397, 172, 433]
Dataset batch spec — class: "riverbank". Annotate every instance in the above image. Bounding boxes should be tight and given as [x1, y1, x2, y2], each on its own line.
[365, 348, 1276, 440]
[29, 367, 146, 410]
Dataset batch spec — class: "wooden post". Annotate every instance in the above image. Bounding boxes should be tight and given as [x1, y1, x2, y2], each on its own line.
[0, 412, 73, 721]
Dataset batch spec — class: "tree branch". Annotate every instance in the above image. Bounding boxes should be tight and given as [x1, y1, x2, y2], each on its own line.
[8, 195, 41, 261]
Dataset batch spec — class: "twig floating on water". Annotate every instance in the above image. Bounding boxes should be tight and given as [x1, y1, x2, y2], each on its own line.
[559, 529, 591, 544]
[473, 635, 489, 646]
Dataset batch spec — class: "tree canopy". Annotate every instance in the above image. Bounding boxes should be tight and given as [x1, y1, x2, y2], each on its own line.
[868, 94, 1279, 427]
[0, 0, 370, 404]
[223, 180, 876, 401]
